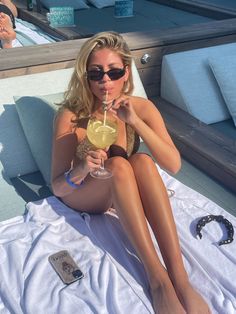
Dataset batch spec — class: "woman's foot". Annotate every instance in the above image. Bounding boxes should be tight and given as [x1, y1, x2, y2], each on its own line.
[150, 278, 185, 314]
[174, 279, 211, 314]
[0, 12, 16, 48]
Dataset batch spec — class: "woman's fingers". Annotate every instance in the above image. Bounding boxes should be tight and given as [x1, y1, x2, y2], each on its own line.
[86, 149, 108, 170]
[112, 96, 129, 110]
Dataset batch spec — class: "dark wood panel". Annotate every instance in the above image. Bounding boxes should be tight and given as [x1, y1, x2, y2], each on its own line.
[175, 140, 236, 193]
[138, 66, 161, 97]
[138, 66, 161, 85]
[145, 84, 161, 98]
[153, 97, 236, 193]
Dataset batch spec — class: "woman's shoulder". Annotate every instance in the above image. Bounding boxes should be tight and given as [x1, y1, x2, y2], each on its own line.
[130, 95, 163, 122]
[129, 95, 152, 106]
[129, 95, 156, 112]
[54, 108, 77, 134]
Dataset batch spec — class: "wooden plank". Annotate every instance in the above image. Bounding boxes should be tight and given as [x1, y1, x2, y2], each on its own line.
[175, 140, 236, 193]
[0, 39, 86, 72]
[0, 60, 75, 79]
[138, 66, 161, 86]
[1, 19, 236, 73]
[153, 97, 236, 193]
[155, 97, 236, 154]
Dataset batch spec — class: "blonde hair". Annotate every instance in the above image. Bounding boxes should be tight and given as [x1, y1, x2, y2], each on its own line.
[59, 31, 134, 118]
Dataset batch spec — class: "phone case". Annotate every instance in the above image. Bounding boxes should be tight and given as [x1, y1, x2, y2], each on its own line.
[48, 250, 84, 285]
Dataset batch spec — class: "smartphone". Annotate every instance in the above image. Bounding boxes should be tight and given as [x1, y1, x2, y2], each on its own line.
[48, 250, 84, 285]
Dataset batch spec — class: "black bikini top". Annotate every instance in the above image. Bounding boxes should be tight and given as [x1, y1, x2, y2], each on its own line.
[0, 3, 16, 29]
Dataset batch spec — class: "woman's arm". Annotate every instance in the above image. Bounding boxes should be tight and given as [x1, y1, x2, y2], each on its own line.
[51, 109, 108, 197]
[51, 110, 88, 197]
[114, 96, 181, 174]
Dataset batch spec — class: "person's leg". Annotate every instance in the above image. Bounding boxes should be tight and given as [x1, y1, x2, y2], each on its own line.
[129, 153, 210, 313]
[0, 12, 15, 48]
[106, 156, 185, 314]
[2, 0, 18, 17]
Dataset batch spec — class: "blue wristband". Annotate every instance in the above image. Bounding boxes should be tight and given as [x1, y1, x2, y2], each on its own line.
[65, 169, 84, 188]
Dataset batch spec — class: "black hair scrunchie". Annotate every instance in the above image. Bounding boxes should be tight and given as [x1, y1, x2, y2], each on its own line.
[196, 214, 234, 246]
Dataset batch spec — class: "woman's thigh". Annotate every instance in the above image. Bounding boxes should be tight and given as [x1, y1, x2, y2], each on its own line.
[61, 174, 112, 214]
[129, 153, 157, 177]
[61, 156, 137, 213]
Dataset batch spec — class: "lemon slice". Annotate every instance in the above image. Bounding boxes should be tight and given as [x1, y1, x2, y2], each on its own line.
[96, 125, 116, 133]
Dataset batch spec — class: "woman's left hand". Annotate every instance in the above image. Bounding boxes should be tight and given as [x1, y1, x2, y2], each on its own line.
[110, 96, 139, 127]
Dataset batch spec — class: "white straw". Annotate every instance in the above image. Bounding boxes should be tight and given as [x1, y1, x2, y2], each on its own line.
[103, 91, 108, 126]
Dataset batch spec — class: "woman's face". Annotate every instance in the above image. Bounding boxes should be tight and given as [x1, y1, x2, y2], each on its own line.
[87, 48, 129, 104]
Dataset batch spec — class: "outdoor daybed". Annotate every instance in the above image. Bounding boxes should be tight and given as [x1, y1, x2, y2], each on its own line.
[157, 42, 236, 194]
[0, 28, 236, 313]
[0, 52, 236, 314]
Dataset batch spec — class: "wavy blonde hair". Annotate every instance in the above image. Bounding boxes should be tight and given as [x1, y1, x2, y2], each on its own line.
[59, 31, 134, 118]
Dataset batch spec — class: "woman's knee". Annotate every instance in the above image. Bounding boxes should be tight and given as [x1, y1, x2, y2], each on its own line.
[129, 153, 155, 172]
[106, 156, 133, 179]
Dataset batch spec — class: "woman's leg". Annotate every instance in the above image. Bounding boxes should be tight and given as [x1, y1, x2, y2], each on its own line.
[129, 153, 210, 313]
[106, 156, 185, 314]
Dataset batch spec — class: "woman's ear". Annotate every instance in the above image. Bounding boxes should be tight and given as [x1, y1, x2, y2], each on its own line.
[124, 65, 130, 82]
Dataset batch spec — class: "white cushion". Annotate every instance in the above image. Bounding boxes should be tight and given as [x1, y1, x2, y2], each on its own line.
[40, 0, 89, 9]
[0, 160, 26, 221]
[209, 54, 236, 127]
[0, 68, 73, 178]
[160, 43, 236, 124]
[131, 60, 147, 99]
[87, 0, 115, 9]
[14, 93, 63, 186]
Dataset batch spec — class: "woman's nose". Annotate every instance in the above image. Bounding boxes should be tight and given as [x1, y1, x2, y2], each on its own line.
[102, 72, 111, 81]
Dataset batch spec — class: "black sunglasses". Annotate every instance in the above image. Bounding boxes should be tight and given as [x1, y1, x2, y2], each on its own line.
[86, 68, 126, 81]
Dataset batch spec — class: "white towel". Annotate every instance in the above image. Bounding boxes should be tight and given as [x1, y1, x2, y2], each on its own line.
[0, 167, 235, 314]
[12, 18, 57, 48]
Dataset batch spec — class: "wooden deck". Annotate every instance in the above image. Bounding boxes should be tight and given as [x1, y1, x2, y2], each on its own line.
[14, 0, 215, 40]
[154, 97, 236, 195]
[12, 0, 236, 41]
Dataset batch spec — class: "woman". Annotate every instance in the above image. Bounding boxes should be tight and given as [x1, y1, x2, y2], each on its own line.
[0, 0, 17, 48]
[51, 31, 210, 314]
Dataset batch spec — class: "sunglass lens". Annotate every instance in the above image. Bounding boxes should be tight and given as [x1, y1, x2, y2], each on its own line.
[108, 68, 125, 80]
[87, 70, 103, 81]
[87, 68, 126, 81]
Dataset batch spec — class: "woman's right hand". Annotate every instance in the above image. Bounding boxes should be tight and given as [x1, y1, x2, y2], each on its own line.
[110, 96, 139, 127]
[86, 149, 108, 172]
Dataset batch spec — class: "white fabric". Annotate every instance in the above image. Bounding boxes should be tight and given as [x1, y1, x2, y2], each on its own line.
[12, 19, 56, 48]
[0, 167, 235, 314]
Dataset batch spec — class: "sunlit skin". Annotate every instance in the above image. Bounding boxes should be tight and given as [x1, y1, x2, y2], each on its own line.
[51, 48, 211, 314]
[0, 12, 15, 48]
[0, 0, 17, 48]
[0, 0, 17, 17]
